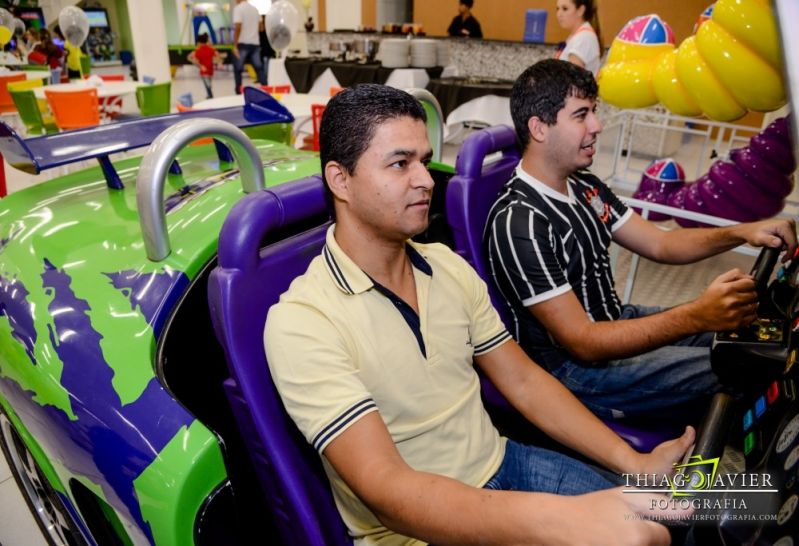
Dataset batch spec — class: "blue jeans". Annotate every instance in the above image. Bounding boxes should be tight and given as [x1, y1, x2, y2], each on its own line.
[541, 305, 721, 421]
[200, 76, 213, 99]
[233, 43, 265, 93]
[483, 440, 616, 494]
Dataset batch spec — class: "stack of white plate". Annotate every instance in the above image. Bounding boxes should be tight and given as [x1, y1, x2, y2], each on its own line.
[410, 39, 438, 68]
[436, 41, 450, 67]
[381, 39, 410, 68]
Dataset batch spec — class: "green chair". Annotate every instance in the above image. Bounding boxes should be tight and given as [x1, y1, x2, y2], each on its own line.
[79, 56, 92, 78]
[135, 81, 171, 116]
[10, 89, 58, 135]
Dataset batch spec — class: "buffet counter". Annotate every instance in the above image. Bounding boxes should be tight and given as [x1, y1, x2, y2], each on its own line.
[306, 32, 556, 81]
[283, 58, 443, 93]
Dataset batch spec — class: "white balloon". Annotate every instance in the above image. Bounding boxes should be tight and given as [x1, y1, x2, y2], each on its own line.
[265, 0, 299, 50]
[58, 6, 90, 47]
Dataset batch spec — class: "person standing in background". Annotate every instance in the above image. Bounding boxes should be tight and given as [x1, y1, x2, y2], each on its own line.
[232, 0, 265, 94]
[64, 39, 86, 79]
[447, 0, 483, 38]
[554, 0, 602, 75]
[188, 33, 223, 99]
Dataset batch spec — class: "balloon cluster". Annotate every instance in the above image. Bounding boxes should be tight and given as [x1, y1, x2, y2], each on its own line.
[58, 6, 90, 47]
[265, 0, 299, 50]
[598, 0, 785, 121]
[633, 117, 796, 226]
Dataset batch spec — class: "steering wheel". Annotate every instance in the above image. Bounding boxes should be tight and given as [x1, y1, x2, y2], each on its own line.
[749, 245, 782, 297]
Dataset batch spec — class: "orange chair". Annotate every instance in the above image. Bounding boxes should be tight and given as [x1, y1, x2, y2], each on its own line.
[311, 103, 326, 152]
[0, 73, 27, 113]
[329, 86, 345, 97]
[260, 84, 291, 94]
[99, 74, 125, 82]
[45, 88, 100, 130]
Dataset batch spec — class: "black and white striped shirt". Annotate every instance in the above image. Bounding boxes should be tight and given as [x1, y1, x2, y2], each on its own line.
[485, 165, 632, 366]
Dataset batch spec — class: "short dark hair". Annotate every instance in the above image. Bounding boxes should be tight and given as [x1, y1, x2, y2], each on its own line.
[319, 84, 426, 210]
[197, 33, 209, 44]
[460, 0, 474, 8]
[511, 59, 598, 150]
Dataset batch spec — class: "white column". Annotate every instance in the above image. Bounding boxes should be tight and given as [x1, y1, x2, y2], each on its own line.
[174, 0, 190, 44]
[126, 0, 170, 82]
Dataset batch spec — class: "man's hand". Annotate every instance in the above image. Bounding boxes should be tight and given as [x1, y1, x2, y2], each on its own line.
[629, 426, 695, 478]
[689, 268, 758, 331]
[553, 488, 692, 546]
[232, 46, 240, 59]
[739, 218, 798, 261]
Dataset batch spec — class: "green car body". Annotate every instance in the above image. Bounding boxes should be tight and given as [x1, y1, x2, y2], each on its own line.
[0, 138, 320, 545]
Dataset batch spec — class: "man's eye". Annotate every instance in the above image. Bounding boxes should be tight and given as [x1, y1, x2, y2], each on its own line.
[391, 160, 407, 168]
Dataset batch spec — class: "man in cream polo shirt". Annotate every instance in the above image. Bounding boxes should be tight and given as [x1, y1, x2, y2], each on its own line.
[265, 84, 693, 546]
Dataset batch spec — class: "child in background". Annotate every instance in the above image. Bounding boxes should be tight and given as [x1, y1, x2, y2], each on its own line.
[65, 40, 85, 79]
[188, 33, 223, 99]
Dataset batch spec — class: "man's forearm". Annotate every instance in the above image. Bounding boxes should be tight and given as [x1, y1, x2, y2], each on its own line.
[563, 303, 702, 361]
[652, 224, 748, 264]
[366, 464, 598, 546]
[492, 348, 638, 473]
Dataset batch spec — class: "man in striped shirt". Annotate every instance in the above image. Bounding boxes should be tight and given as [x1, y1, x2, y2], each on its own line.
[266, 84, 693, 545]
[487, 59, 797, 421]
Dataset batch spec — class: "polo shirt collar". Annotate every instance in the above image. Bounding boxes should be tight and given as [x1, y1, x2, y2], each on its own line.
[514, 163, 576, 204]
[322, 225, 433, 295]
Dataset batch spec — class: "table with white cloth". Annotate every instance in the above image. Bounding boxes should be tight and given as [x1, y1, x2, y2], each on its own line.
[273, 57, 447, 94]
[1, 70, 51, 81]
[194, 92, 331, 138]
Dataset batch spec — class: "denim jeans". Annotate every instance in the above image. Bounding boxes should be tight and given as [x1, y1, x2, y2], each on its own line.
[542, 305, 721, 421]
[200, 76, 213, 99]
[233, 43, 265, 93]
[483, 439, 616, 494]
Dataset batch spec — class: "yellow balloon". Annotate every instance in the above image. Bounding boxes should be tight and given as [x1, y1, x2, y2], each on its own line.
[606, 40, 672, 64]
[696, 20, 785, 112]
[652, 49, 702, 116]
[675, 36, 745, 121]
[0, 26, 12, 46]
[597, 59, 658, 109]
[712, 0, 781, 70]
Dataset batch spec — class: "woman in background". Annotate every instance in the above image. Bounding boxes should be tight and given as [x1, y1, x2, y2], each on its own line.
[554, 0, 602, 75]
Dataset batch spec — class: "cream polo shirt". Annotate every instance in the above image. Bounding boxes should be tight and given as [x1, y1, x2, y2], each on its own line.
[265, 225, 512, 546]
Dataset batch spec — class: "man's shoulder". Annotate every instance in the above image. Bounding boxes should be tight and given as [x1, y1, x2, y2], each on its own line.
[488, 176, 541, 215]
[569, 170, 604, 188]
[270, 253, 333, 309]
[234, 2, 256, 16]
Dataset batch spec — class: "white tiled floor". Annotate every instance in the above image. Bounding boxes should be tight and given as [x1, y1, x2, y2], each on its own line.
[0, 442, 48, 546]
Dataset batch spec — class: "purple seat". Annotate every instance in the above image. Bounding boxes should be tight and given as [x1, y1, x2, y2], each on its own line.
[446, 125, 678, 453]
[208, 175, 353, 546]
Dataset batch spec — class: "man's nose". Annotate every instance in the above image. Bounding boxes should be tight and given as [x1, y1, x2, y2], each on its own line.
[588, 112, 602, 135]
[415, 164, 435, 189]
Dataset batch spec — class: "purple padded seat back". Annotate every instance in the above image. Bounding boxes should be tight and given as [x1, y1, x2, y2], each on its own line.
[446, 125, 520, 327]
[208, 175, 353, 546]
[445, 127, 676, 453]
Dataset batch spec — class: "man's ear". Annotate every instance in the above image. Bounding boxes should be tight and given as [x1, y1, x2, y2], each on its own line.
[324, 161, 350, 202]
[527, 116, 548, 144]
